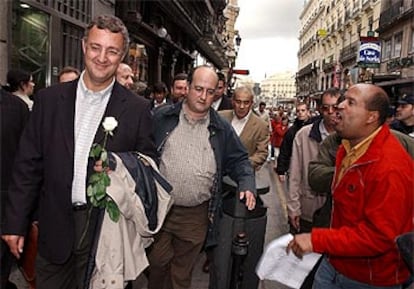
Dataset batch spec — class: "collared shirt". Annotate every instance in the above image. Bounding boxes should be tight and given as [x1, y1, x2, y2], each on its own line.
[159, 104, 216, 206]
[153, 98, 167, 109]
[319, 120, 330, 141]
[337, 126, 382, 182]
[72, 72, 114, 204]
[14, 92, 33, 111]
[211, 97, 223, 111]
[231, 110, 252, 136]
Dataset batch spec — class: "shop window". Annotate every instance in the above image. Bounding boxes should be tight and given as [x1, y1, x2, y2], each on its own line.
[128, 43, 148, 83]
[12, 4, 49, 89]
[62, 21, 84, 70]
[392, 32, 402, 58]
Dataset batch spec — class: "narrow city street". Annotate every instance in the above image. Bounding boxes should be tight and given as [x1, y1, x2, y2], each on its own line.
[10, 160, 292, 289]
[134, 159, 293, 289]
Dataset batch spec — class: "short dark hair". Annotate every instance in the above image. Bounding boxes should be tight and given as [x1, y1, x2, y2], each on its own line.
[366, 87, 390, 125]
[217, 72, 226, 83]
[84, 14, 129, 56]
[321, 87, 341, 104]
[172, 73, 188, 86]
[296, 101, 309, 110]
[58, 66, 80, 80]
[259, 101, 266, 106]
[153, 82, 167, 93]
[5, 69, 32, 93]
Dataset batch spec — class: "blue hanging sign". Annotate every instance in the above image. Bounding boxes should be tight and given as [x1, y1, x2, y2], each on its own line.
[358, 36, 381, 68]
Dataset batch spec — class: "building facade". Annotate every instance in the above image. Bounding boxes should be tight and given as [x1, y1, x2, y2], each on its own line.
[375, 0, 414, 97]
[297, 0, 413, 101]
[259, 71, 297, 108]
[0, 0, 236, 90]
[297, 0, 382, 100]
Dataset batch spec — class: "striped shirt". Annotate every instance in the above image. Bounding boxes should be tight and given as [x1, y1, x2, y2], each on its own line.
[71, 72, 114, 204]
[159, 107, 216, 206]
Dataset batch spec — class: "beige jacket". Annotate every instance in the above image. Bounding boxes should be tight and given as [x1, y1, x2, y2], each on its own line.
[89, 153, 173, 289]
[288, 124, 326, 222]
[219, 110, 269, 169]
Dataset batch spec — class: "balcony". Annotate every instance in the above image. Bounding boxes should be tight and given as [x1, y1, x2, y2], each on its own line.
[340, 42, 359, 63]
[386, 56, 414, 71]
[352, 6, 362, 20]
[378, 0, 413, 31]
[344, 9, 353, 26]
[297, 63, 313, 78]
[362, 0, 373, 12]
[323, 62, 335, 72]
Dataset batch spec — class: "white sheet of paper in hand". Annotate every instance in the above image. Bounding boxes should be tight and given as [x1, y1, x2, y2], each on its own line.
[256, 233, 321, 289]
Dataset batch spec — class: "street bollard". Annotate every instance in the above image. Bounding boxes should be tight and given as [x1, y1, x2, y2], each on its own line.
[229, 232, 249, 289]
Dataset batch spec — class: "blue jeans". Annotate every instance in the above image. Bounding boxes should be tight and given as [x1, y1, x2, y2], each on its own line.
[313, 257, 402, 289]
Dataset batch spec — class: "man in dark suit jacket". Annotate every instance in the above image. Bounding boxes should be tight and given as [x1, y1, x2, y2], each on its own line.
[0, 87, 29, 289]
[2, 15, 156, 289]
[212, 72, 232, 111]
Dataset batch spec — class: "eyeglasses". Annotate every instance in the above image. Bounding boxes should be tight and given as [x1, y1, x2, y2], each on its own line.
[321, 104, 338, 111]
[86, 43, 123, 58]
[190, 85, 216, 96]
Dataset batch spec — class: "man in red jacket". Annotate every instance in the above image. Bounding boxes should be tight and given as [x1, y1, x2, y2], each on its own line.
[287, 83, 413, 288]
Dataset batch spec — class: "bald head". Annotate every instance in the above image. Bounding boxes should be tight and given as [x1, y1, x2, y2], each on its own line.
[336, 84, 390, 146]
[352, 84, 390, 125]
[116, 63, 134, 89]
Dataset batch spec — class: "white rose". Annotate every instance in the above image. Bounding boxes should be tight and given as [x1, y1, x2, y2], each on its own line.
[102, 117, 118, 133]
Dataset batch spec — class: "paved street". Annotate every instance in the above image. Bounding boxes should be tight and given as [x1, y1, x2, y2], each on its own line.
[10, 160, 292, 289]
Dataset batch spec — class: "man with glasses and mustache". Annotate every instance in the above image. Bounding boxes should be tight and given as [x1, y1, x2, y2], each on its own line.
[287, 88, 340, 235]
[2, 15, 156, 289]
[148, 65, 256, 289]
[287, 88, 340, 288]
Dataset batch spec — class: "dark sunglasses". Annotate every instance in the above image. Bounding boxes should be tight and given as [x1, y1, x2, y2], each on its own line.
[321, 104, 338, 111]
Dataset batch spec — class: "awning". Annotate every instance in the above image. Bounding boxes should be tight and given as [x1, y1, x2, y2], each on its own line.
[375, 77, 414, 87]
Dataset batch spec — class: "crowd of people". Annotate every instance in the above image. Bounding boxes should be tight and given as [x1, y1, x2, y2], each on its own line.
[1, 14, 413, 289]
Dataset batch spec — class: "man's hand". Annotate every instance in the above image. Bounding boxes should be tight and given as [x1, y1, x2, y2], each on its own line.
[2, 235, 25, 259]
[286, 233, 313, 259]
[94, 160, 112, 173]
[289, 215, 301, 232]
[239, 191, 256, 210]
[94, 160, 104, 172]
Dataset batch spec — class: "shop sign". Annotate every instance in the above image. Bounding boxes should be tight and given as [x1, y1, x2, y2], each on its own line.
[358, 36, 380, 68]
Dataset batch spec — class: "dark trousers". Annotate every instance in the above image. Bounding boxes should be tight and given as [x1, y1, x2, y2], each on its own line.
[35, 208, 94, 289]
[147, 202, 208, 289]
[1, 240, 15, 288]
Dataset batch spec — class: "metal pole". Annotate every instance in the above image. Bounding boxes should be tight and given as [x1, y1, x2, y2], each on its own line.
[229, 232, 249, 289]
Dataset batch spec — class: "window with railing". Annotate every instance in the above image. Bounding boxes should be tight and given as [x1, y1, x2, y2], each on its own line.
[392, 32, 402, 58]
[32, 0, 91, 23]
[383, 38, 392, 59]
